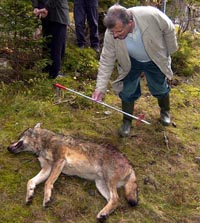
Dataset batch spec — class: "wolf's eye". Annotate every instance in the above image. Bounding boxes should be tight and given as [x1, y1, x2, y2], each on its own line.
[18, 128, 32, 139]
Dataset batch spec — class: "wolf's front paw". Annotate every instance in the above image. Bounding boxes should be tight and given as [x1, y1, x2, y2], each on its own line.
[43, 198, 52, 208]
[25, 195, 33, 205]
[96, 213, 108, 222]
[128, 198, 138, 207]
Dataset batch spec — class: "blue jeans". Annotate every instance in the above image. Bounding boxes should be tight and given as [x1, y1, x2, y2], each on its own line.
[119, 57, 170, 102]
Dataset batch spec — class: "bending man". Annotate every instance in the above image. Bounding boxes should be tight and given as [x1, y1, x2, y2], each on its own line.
[92, 4, 178, 137]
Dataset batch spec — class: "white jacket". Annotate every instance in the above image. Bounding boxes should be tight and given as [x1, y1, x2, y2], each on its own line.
[95, 6, 178, 94]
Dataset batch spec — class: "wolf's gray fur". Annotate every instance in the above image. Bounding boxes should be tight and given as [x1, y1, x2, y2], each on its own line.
[8, 123, 138, 222]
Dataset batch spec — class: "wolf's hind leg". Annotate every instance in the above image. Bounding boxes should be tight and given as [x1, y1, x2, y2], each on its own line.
[43, 159, 66, 207]
[124, 171, 138, 207]
[26, 163, 52, 204]
[96, 181, 119, 222]
[95, 179, 110, 201]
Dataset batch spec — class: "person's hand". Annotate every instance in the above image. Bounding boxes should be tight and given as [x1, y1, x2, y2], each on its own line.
[37, 8, 48, 18]
[33, 8, 40, 17]
[92, 90, 104, 102]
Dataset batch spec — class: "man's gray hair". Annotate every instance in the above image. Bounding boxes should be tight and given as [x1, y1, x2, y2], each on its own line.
[103, 4, 132, 29]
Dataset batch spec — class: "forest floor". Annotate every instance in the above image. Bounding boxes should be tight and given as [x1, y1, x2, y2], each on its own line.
[0, 62, 200, 222]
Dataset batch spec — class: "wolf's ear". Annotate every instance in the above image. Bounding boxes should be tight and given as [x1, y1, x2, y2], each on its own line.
[34, 123, 41, 129]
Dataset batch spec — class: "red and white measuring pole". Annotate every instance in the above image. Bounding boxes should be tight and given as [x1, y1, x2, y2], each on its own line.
[54, 83, 150, 125]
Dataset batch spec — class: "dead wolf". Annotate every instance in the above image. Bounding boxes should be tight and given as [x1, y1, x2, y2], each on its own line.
[7, 123, 138, 222]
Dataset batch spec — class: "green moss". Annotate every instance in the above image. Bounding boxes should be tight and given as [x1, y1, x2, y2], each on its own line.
[0, 31, 200, 223]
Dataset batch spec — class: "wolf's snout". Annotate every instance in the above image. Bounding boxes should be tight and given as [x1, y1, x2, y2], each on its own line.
[7, 140, 23, 153]
[7, 145, 16, 153]
[7, 146, 12, 152]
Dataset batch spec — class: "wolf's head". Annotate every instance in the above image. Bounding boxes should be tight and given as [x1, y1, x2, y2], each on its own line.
[7, 123, 41, 154]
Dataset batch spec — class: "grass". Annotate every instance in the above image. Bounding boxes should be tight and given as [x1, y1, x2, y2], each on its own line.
[0, 51, 200, 222]
[1, 72, 200, 223]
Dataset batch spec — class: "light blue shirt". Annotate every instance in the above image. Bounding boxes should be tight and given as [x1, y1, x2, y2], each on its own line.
[125, 20, 151, 62]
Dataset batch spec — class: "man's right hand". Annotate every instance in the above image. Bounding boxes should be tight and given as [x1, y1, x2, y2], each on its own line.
[38, 8, 48, 18]
[92, 90, 104, 102]
[33, 8, 48, 18]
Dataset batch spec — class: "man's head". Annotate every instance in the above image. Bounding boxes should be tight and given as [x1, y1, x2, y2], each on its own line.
[104, 4, 134, 39]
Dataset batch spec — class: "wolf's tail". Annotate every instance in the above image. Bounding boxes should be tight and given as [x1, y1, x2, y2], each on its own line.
[124, 170, 138, 206]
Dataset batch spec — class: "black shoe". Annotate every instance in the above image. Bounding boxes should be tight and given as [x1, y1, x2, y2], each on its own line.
[56, 73, 67, 79]
[48, 72, 66, 79]
[118, 119, 132, 137]
[160, 111, 171, 126]
[158, 95, 170, 126]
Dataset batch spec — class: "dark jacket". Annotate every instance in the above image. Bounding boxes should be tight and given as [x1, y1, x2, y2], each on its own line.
[31, 0, 69, 25]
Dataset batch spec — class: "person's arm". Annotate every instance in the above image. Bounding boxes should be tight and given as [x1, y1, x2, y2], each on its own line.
[31, 0, 40, 17]
[44, 0, 60, 10]
[31, 0, 39, 8]
[154, 8, 178, 54]
[94, 30, 117, 99]
[31, 0, 59, 18]
[37, 8, 48, 18]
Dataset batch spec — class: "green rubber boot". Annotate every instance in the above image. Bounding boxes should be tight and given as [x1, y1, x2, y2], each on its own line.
[158, 94, 171, 126]
[118, 101, 134, 137]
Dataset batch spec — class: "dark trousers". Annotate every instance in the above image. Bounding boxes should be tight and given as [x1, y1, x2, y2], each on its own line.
[42, 19, 67, 78]
[74, 0, 99, 48]
[119, 57, 170, 102]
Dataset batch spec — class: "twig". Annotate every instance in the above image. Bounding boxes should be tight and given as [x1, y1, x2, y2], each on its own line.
[163, 131, 169, 149]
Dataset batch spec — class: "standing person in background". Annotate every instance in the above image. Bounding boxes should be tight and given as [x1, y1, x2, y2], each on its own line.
[92, 4, 178, 137]
[74, 0, 99, 53]
[31, 0, 70, 79]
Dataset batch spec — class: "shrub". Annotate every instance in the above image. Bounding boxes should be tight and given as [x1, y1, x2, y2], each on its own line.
[172, 32, 200, 76]
[63, 44, 99, 80]
[0, 0, 48, 81]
